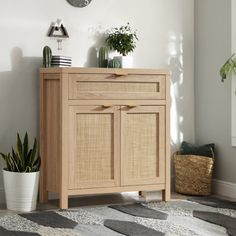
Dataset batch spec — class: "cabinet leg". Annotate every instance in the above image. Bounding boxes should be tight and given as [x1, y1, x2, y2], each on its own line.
[60, 195, 68, 209]
[39, 189, 48, 203]
[139, 191, 146, 197]
[39, 166, 48, 203]
[162, 188, 171, 201]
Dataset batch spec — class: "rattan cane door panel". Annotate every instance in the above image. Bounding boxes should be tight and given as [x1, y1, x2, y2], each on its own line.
[68, 106, 120, 189]
[121, 106, 165, 186]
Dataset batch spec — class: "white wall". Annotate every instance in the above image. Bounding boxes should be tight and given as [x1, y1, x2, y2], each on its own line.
[195, 0, 236, 188]
[231, 1, 236, 146]
[0, 0, 194, 201]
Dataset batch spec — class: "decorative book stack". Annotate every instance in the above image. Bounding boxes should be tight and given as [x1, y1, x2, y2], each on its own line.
[51, 55, 72, 67]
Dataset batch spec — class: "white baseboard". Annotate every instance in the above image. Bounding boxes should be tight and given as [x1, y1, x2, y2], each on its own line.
[212, 179, 236, 200]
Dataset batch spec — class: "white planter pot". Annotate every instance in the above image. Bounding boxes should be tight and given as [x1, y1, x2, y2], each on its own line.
[114, 55, 133, 68]
[3, 170, 40, 212]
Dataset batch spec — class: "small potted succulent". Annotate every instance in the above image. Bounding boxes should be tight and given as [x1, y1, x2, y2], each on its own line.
[106, 22, 138, 68]
[220, 53, 236, 82]
[0, 133, 41, 212]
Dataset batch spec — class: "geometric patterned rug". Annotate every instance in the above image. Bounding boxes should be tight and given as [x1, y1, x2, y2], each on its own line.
[0, 196, 235, 236]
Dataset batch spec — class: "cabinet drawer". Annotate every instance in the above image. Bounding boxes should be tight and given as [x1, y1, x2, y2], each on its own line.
[68, 73, 166, 100]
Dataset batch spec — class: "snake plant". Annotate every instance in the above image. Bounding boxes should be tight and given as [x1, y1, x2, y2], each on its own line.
[220, 53, 236, 82]
[0, 133, 41, 172]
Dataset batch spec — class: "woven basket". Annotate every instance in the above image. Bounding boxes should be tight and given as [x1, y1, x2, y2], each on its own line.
[174, 153, 214, 196]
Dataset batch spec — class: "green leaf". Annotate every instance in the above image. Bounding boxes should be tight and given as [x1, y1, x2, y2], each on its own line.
[32, 157, 41, 172]
[25, 166, 32, 173]
[220, 53, 236, 82]
[12, 147, 22, 171]
[26, 149, 32, 164]
[7, 155, 15, 172]
[0, 152, 13, 171]
[16, 133, 23, 158]
[1, 133, 40, 172]
[22, 132, 29, 169]
[106, 23, 138, 56]
[6, 153, 13, 171]
[0, 152, 7, 161]
[29, 138, 37, 167]
[11, 157, 20, 172]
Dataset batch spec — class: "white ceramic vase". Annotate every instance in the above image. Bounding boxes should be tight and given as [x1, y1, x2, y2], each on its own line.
[3, 170, 40, 212]
[114, 55, 133, 68]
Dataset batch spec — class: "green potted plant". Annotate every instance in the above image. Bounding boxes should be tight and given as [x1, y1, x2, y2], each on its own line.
[220, 53, 236, 81]
[0, 133, 41, 212]
[106, 22, 138, 68]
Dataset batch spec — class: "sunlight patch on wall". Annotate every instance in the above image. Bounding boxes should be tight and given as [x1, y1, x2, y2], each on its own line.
[168, 32, 184, 149]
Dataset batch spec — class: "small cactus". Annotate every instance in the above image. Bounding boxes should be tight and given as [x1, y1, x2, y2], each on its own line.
[98, 46, 109, 68]
[108, 58, 121, 68]
[43, 46, 52, 68]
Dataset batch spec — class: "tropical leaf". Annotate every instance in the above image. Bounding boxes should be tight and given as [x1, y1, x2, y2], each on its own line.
[220, 53, 236, 82]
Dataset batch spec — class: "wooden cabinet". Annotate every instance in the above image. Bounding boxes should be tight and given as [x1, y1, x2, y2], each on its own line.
[40, 68, 170, 209]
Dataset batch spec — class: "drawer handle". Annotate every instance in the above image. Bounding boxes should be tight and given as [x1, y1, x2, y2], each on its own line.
[102, 105, 112, 108]
[114, 73, 128, 76]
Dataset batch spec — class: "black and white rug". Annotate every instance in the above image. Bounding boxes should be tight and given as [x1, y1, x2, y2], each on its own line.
[0, 196, 236, 236]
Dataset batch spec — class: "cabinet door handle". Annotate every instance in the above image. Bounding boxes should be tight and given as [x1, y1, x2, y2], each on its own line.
[102, 105, 112, 108]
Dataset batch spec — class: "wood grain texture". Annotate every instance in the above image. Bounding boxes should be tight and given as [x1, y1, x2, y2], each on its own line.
[162, 74, 171, 201]
[60, 73, 69, 209]
[68, 106, 120, 189]
[68, 184, 166, 195]
[40, 74, 61, 203]
[121, 106, 165, 186]
[69, 74, 165, 100]
[45, 79, 60, 193]
[40, 67, 170, 75]
[39, 73, 48, 203]
[67, 100, 167, 106]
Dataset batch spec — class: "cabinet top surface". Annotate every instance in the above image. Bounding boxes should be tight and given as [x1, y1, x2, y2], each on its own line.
[40, 67, 170, 75]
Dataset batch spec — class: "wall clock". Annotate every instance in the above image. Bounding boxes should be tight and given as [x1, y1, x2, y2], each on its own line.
[66, 0, 92, 8]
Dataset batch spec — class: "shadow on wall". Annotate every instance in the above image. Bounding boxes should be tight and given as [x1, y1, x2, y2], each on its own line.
[168, 34, 184, 152]
[0, 47, 41, 161]
[84, 25, 107, 67]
